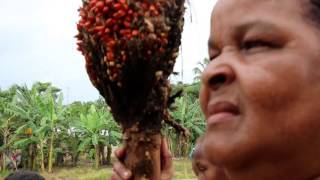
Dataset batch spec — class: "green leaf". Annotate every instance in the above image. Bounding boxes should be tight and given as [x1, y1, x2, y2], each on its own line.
[92, 134, 98, 146]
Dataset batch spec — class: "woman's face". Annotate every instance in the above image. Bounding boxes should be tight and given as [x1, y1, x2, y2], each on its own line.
[200, 0, 320, 167]
[192, 144, 228, 180]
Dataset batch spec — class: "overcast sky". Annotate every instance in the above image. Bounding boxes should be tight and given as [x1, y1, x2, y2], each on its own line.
[0, 0, 217, 103]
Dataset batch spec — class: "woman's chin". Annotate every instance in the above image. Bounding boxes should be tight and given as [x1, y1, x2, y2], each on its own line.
[202, 133, 249, 167]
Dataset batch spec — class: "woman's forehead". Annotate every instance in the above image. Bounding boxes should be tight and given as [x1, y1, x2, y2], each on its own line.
[210, 0, 307, 40]
[212, 0, 304, 21]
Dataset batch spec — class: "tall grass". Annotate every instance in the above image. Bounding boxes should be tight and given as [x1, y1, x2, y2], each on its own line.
[0, 159, 195, 180]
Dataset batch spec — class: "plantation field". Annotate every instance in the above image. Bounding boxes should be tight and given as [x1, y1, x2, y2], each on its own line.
[0, 83, 204, 179]
[0, 159, 195, 180]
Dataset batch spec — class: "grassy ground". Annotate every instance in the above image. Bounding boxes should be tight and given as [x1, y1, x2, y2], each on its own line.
[0, 159, 195, 180]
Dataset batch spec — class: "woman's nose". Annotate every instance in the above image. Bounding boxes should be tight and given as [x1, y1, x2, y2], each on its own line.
[201, 64, 235, 91]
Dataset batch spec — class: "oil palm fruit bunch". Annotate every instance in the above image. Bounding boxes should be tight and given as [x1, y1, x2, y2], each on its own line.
[76, 0, 185, 179]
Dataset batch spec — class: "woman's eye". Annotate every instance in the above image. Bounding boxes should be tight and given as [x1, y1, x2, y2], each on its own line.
[242, 40, 273, 51]
[209, 56, 216, 61]
[209, 53, 220, 61]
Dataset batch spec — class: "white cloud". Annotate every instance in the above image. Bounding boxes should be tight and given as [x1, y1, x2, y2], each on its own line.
[173, 0, 217, 83]
[0, 0, 217, 102]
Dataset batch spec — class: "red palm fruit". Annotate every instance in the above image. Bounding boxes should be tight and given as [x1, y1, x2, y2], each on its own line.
[93, 25, 104, 33]
[161, 38, 168, 46]
[107, 52, 114, 61]
[151, 10, 159, 16]
[104, 28, 110, 34]
[95, 16, 102, 23]
[159, 47, 165, 54]
[117, 10, 126, 18]
[89, 0, 98, 6]
[123, 21, 131, 28]
[133, 12, 139, 18]
[125, 34, 132, 39]
[77, 23, 82, 31]
[79, 10, 86, 18]
[103, 6, 109, 13]
[132, 30, 139, 36]
[123, 4, 129, 10]
[84, 21, 91, 28]
[113, 3, 122, 10]
[113, 25, 120, 32]
[120, 29, 130, 35]
[97, 31, 103, 37]
[149, 5, 156, 12]
[88, 16, 95, 22]
[106, 46, 113, 52]
[141, 2, 148, 10]
[125, 15, 132, 22]
[108, 40, 116, 47]
[105, 18, 114, 26]
[96, 1, 105, 10]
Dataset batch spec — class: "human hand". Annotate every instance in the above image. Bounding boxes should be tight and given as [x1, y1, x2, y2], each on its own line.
[110, 138, 173, 180]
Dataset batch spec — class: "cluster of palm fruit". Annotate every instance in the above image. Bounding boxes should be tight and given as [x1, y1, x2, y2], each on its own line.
[76, 0, 184, 88]
[76, 1, 185, 178]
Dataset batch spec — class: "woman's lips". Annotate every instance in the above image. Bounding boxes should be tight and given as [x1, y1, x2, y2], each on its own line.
[206, 101, 240, 126]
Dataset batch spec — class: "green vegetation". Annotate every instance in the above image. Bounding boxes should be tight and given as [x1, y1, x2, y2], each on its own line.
[0, 82, 204, 174]
[0, 82, 122, 172]
[0, 58, 208, 178]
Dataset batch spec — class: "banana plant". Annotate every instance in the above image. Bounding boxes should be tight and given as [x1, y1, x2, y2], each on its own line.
[35, 89, 65, 173]
[6, 83, 62, 172]
[61, 101, 85, 167]
[0, 115, 14, 171]
[167, 94, 205, 157]
[74, 105, 121, 168]
[193, 58, 210, 83]
[0, 86, 19, 171]
[7, 84, 46, 171]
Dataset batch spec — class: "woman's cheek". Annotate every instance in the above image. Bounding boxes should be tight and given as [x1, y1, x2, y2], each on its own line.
[240, 66, 298, 113]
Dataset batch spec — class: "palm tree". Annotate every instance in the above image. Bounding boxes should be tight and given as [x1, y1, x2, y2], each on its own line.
[193, 58, 210, 83]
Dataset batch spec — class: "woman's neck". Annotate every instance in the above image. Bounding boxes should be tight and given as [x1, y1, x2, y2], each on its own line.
[223, 153, 320, 180]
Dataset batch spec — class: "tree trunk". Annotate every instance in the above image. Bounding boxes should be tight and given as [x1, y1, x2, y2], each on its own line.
[167, 136, 173, 157]
[28, 143, 36, 170]
[2, 152, 6, 172]
[40, 141, 45, 172]
[72, 152, 80, 167]
[106, 145, 112, 165]
[94, 145, 100, 169]
[28, 144, 32, 170]
[2, 135, 7, 172]
[124, 126, 161, 180]
[99, 144, 105, 165]
[178, 137, 182, 157]
[48, 134, 54, 173]
[55, 152, 64, 166]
